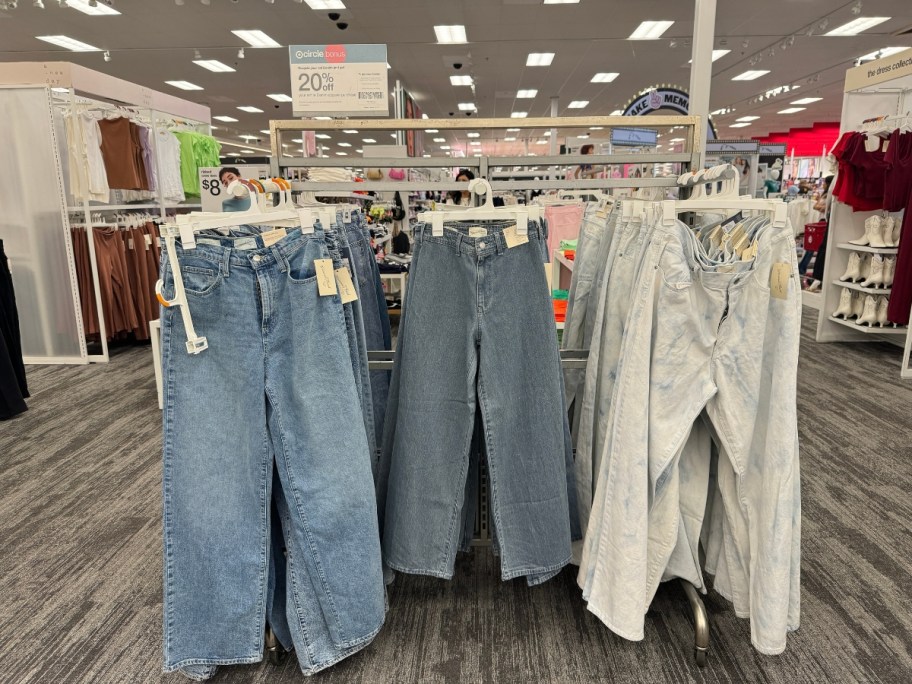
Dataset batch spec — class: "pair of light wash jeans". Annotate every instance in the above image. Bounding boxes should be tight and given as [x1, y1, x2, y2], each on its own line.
[377, 219, 577, 586]
[159, 227, 385, 680]
[577, 216, 802, 655]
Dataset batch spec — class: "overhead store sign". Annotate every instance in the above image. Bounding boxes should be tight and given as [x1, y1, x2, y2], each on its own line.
[759, 144, 787, 155]
[288, 44, 389, 117]
[623, 86, 690, 116]
[610, 127, 658, 146]
[844, 47, 912, 91]
[706, 140, 759, 153]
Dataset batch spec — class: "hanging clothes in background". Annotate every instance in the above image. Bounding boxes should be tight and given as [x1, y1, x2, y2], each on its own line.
[154, 129, 186, 203]
[98, 116, 148, 190]
[544, 203, 586, 259]
[65, 112, 110, 204]
[70, 220, 161, 342]
[0, 239, 29, 420]
[172, 131, 221, 196]
[885, 129, 912, 324]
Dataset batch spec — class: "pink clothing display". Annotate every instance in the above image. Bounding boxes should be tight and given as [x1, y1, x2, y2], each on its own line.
[544, 204, 585, 260]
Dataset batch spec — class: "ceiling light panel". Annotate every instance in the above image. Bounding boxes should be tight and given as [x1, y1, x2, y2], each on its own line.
[194, 60, 236, 73]
[517, 89, 538, 98]
[231, 30, 281, 48]
[338, 142, 352, 147]
[267, 94, 293, 102]
[591, 72, 619, 83]
[568, 100, 589, 108]
[507, 128, 520, 132]
[304, 0, 346, 10]
[526, 52, 555, 66]
[857, 47, 908, 62]
[343, 129, 358, 133]
[363, 138, 377, 143]
[689, 49, 731, 63]
[433, 137, 446, 143]
[729, 122, 751, 128]
[544, 0, 580, 4]
[628, 20, 674, 40]
[736, 115, 759, 121]
[425, 128, 439, 133]
[237, 106, 264, 113]
[315, 134, 331, 139]
[166, 80, 203, 91]
[450, 75, 473, 86]
[65, 0, 120, 16]
[213, 115, 239, 122]
[511, 112, 528, 118]
[504, 137, 517, 141]
[732, 70, 769, 80]
[467, 132, 480, 138]
[36, 35, 99, 51]
[825, 17, 890, 36]
[778, 107, 806, 114]
[458, 102, 477, 111]
[435, 25, 468, 44]
[791, 97, 822, 105]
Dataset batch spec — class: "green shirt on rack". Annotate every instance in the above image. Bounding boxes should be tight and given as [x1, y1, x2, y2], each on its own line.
[173, 131, 221, 196]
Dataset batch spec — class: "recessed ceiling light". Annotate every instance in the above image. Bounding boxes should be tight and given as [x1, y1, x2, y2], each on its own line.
[778, 107, 806, 114]
[336, 151, 348, 156]
[194, 60, 236, 73]
[363, 138, 377, 143]
[591, 72, 619, 83]
[507, 127, 521, 132]
[343, 129, 358, 134]
[610, 109, 623, 115]
[857, 47, 907, 62]
[504, 137, 517, 141]
[590, 126, 604, 130]
[435, 25, 467, 44]
[729, 122, 751, 128]
[166, 80, 203, 91]
[535, 140, 549, 145]
[291, 138, 304, 143]
[732, 70, 769, 81]
[356, 149, 363, 153]
[628, 20, 674, 40]
[736, 115, 760, 121]
[391, 133, 397, 138]
[688, 49, 731, 63]
[65, 0, 120, 16]
[240, 150, 255, 154]
[825, 17, 890, 36]
[339, 142, 352, 147]
[517, 89, 538, 98]
[260, 130, 271, 135]
[315, 134, 331, 140]
[433, 137, 446, 142]
[315, 116, 333, 120]
[440, 145, 451, 150]
[470, 141, 482, 145]
[213, 115, 239, 122]
[425, 128, 439, 133]
[791, 97, 822, 105]
[544, 0, 580, 4]
[267, 93, 293, 102]
[450, 75, 473, 86]
[467, 132, 480, 138]
[669, 137, 685, 142]
[458, 102, 477, 111]
[304, 0, 346, 9]
[511, 112, 528, 118]
[568, 100, 589, 109]
[36, 35, 99, 51]
[526, 52, 555, 66]
[231, 30, 281, 49]
[237, 106, 264, 113]
[51, 87, 69, 93]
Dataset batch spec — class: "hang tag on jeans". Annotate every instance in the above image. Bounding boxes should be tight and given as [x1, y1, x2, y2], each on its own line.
[314, 259, 338, 296]
[335, 266, 358, 304]
[503, 225, 529, 249]
[771, 262, 791, 299]
[260, 228, 287, 248]
[343, 207, 353, 223]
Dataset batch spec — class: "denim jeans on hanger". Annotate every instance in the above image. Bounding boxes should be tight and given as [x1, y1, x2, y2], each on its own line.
[159, 227, 385, 678]
[578, 218, 801, 655]
[378, 219, 574, 586]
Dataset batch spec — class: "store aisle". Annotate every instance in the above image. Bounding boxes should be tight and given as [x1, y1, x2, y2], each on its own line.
[1, 310, 911, 684]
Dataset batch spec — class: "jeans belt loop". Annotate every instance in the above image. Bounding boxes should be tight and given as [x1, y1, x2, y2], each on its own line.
[221, 248, 231, 277]
[455, 232, 464, 257]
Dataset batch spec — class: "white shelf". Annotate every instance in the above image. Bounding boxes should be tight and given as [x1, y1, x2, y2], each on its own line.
[554, 251, 575, 273]
[836, 242, 899, 255]
[802, 290, 823, 310]
[828, 316, 907, 335]
[832, 280, 892, 295]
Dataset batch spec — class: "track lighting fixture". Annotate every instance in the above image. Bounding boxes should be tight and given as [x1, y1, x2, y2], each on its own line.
[238, 47, 245, 59]
[34, 0, 44, 7]
[851, 1, 863, 16]
[194, 48, 202, 60]
[103, 50, 111, 62]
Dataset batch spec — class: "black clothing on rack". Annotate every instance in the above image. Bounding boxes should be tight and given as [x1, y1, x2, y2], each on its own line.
[0, 239, 29, 420]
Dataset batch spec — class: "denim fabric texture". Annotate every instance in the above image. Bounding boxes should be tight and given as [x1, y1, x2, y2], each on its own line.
[378, 220, 574, 586]
[577, 217, 801, 655]
[159, 227, 385, 677]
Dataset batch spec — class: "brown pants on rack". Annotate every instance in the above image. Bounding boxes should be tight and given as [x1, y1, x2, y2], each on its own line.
[93, 228, 139, 339]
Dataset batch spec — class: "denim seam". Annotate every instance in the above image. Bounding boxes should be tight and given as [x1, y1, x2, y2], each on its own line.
[501, 556, 571, 583]
[268, 386, 349, 647]
[441, 414, 476, 576]
[281, 512, 319, 666]
[383, 559, 455, 580]
[161, 304, 176, 665]
[163, 655, 262, 674]
[297, 620, 384, 676]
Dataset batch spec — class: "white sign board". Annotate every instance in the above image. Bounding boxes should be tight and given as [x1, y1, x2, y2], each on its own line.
[289, 44, 388, 117]
[198, 165, 271, 213]
[844, 48, 912, 92]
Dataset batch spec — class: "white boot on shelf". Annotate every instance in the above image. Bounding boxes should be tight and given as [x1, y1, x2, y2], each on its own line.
[839, 252, 862, 282]
[833, 288, 854, 318]
[856, 294, 879, 326]
[869, 216, 888, 248]
[876, 296, 891, 327]
[884, 256, 896, 287]
[851, 291, 865, 319]
[882, 217, 896, 247]
[860, 254, 885, 288]
[849, 216, 880, 246]
[893, 219, 902, 247]
[857, 253, 871, 283]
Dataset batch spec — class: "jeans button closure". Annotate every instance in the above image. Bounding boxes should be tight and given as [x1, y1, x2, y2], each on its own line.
[253, 255, 262, 262]
[479, 241, 486, 249]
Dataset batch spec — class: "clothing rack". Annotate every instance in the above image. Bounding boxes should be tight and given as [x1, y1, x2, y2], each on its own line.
[268, 114, 714, 665]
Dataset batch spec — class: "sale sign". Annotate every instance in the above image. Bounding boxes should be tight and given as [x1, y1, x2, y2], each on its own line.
[288, 44, 389, 117]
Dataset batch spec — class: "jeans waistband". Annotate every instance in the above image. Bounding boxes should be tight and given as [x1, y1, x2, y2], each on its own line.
[176, 227, 325, 273]
[414, 219, 544, 257]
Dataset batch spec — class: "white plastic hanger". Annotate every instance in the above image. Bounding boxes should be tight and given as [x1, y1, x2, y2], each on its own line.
[418, 178, 529, 237]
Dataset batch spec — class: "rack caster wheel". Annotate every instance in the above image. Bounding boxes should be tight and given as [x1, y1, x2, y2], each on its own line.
[695, 647, 708, 668]
[265, 625, 292, 666]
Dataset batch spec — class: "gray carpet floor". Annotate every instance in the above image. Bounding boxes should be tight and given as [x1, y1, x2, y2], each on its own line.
[1, 308, 911, 683]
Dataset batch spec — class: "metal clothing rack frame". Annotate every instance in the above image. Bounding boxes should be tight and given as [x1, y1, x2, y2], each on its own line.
[267, 115, 711, 665]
